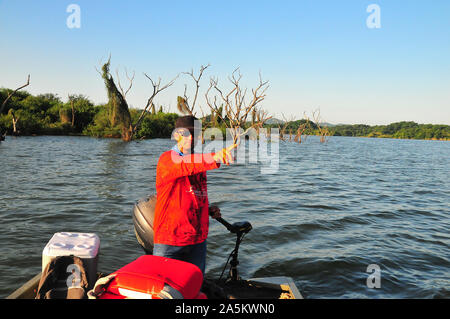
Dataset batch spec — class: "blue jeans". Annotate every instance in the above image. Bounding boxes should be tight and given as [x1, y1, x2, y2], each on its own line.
[153, 241, 207, 274]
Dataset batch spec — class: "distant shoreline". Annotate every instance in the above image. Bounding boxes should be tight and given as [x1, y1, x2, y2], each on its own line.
[1, 132, 448, 142]
[1, 89, 449, 142]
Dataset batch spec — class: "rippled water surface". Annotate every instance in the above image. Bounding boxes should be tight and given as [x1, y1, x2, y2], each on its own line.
[0, 135, 449, 298]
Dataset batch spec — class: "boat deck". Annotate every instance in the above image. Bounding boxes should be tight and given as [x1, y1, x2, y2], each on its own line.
[7, 273, 303, 299]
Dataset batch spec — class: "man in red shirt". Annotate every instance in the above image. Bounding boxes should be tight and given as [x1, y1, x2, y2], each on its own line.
[153, 115, 236, 274]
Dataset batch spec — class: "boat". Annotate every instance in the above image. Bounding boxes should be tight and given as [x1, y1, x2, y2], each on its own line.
[7, 195, 303, 299]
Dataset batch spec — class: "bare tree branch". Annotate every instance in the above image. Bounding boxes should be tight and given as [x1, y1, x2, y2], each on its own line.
[179, 64, 210, 116]
[205, 68, 270, 145]
[0, 74, 30, 114]
[311, 108, 330, 143]
[279, 113, 296, 142]
[115, 67, 135, 98]
[130, 73, 179, 139]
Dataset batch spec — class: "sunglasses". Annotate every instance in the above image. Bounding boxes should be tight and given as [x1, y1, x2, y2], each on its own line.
[176, 129, 193, 137]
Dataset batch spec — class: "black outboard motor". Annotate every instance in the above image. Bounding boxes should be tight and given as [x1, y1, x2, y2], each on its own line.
[132, 194, 157, 254]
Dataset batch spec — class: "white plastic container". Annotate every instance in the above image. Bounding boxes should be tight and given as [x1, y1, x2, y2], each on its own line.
[42, 232, 100, 288]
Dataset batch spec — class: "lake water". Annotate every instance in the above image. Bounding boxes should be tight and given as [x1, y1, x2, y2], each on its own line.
[0, 135, 449, 298]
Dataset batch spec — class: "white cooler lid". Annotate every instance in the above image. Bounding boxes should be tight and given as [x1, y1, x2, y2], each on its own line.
[43, 232, 100, 259]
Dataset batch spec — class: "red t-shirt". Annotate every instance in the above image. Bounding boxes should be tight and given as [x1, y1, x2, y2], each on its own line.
[153, 150, 220, 246]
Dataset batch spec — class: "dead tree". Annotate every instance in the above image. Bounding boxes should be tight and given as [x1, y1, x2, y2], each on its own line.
[177, 96, 190, 115]
[67, 94, 77, 127]
[97, 57, 177, 141]
[98, 58, 134, 140]
[294, 112, 312, 144]
[0, 75, 30, 115]
[71, 99, 75, 127]
[256, 108, 271, 126]
[12, 113, 19, 135]
[279, 114, 296, 142]
[174, 64, 211, 144]
[0, 75, 30, 138]
[205, 68, 271, 146]
[8, 109, 20, 135]
[115, 67, 135, 100]
[131, 73, 178, 140]
[178, 64, 210, 116]
[294, 122, 310, 144]
[311, 109, 330, 143]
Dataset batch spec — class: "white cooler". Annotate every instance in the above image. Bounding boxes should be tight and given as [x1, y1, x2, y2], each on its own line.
[42, 232, 100, 288]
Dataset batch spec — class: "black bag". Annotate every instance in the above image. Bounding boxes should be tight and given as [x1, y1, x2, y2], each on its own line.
[36, 255, 89, 299]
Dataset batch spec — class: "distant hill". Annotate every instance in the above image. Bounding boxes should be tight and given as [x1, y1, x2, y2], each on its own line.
[265, 118, 285, 125]
[319, 122, 336, 127]
[262, 119, 450, 140]
[265, 119, 339, 127]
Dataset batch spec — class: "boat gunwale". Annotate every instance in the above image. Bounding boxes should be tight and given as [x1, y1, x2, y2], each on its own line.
[6, 273, 41, 299]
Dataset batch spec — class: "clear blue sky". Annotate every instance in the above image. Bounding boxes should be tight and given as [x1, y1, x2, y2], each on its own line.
[0, 0, 449, 125]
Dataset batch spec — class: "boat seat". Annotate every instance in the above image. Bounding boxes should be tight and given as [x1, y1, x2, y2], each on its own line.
[98, 255, 205, 299]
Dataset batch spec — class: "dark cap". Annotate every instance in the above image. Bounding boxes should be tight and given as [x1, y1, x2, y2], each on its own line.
[175, 115, 198, 131]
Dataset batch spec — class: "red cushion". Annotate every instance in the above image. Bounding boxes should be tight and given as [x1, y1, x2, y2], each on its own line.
[98, 292, 126, 299]
[101, 255, 204, 299]
[196, 292, 208, 299]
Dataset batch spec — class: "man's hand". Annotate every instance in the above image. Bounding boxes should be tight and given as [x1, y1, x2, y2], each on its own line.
[209, 205, 221, 219]
[213, 144, 238, 165]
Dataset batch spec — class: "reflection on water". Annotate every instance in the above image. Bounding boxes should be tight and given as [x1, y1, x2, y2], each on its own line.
[97, 141, 131, 198]
[0, 135, 449, 298]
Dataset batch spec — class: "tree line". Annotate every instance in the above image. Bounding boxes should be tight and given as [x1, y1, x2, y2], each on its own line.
[1, 87, 447, 142]
[0, 89, 178, 139]
[0, 60, 273, 143]
[327, 122, 449, 140]
[1, 61, 448, 142]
